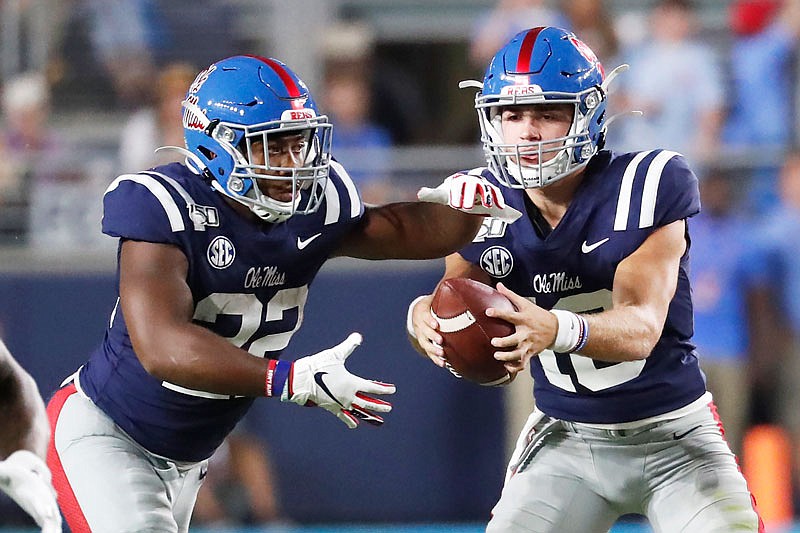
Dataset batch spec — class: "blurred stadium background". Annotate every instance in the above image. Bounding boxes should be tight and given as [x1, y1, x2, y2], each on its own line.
[2, 0, 799, 531]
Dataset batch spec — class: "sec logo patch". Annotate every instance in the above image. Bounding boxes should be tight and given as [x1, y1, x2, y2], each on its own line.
[480, 246, 513, 278]
[207, 236, 235, 269]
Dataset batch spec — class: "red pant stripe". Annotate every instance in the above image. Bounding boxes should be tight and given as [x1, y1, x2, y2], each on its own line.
[46, 384, 92, 533]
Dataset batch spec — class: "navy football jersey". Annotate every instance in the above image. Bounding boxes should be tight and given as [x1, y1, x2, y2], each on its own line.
[460, 150, 705, 424]
[77, 160, 363, 461]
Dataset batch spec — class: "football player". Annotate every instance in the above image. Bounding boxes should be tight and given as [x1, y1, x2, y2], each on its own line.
[0, 338, 61, 532]
[45, 55, 520, 532]
[408, 27, 763, 532]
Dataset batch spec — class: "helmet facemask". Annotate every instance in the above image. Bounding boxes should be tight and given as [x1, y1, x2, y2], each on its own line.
[190, 101, 333, 223]
[476, 86, 605, 189]
[226, 119, 332, 223]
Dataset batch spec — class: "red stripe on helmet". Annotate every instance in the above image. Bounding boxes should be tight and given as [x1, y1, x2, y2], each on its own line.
[516, 27, 544, 73]
[245, 55, 305, 109]
[246, 55, 301, 97]
[260, 58, 301, 97]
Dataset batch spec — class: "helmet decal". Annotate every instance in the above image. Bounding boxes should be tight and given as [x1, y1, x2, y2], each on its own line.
[569, 36, 598, 63]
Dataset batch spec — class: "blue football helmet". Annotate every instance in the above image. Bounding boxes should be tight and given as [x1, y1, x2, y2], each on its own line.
[465, 27, 618, 189]
[180, 55, 332, 223]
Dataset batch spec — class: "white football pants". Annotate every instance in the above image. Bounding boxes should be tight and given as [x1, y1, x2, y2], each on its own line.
[487, 402, 763, 532]
[47, 384, 208, 533]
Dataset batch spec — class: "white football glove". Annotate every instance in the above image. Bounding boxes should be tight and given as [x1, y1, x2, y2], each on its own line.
[282, 333, 396, 429]
[0, 450, 62, 533]
[417, 172, 522, 223]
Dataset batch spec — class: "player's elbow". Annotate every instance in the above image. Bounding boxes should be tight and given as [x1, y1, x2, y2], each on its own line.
[129, 332, 181, 380]
[134, 344, 168, 378]
[597, 316, 660, 361]
[626, 339, 657, 361]
[608, 338, 656, 362]
[608, 304, 666, 360]
[627, 321, 663, 360]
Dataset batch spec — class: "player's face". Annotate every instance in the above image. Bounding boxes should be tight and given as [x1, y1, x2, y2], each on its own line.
[249, 133, 309, 202]
[500, 104, 573, 165]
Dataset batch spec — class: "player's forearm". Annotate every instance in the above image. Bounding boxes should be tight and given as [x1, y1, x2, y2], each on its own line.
[419, 205, 483, 256]
[578, 306, 662, 362]
[133, 322, 272, 397]
[340, 203, 481, 260]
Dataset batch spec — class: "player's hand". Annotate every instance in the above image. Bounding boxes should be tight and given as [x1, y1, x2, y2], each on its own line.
[417, 172, 522, 223]
[283, 333, 395, 428]
[487, 283, 558, 370]
[409, 294, 448, 368]
[0, 450, 62, 533]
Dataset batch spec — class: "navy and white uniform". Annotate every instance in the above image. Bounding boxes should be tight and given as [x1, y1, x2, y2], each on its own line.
[79, 161, 361, 461]
[460, 150, 762, 532]
[463, 149, 703, 423]
[47, 160, 363, 532]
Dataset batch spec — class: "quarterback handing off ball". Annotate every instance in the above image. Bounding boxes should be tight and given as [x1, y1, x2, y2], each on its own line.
[430, 278, 515, 386]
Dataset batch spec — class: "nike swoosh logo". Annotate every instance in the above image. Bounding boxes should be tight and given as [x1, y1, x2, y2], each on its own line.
[581, 238, 609, 254]
[297, 233, 322, 250]
[313, 371, 344, 407]
[672, 425, 701, 440]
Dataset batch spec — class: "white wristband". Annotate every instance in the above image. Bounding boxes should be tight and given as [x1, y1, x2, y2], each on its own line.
[549, 310, 589, 353]
[406, 295, 429, 341]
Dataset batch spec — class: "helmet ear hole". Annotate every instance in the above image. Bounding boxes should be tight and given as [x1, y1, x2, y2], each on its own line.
[198, 146, 217, 160]
[596, 110, 605, 126]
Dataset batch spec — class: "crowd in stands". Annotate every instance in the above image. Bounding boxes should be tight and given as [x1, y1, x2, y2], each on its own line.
[2, 0, 800, 526]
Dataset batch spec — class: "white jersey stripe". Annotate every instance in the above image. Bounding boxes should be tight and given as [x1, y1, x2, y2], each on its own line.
[105, 174, 185, 232]
[330, 160, 362, 218]
[322, 176, 341, 225]
[161, 381, 233, 400]
[146, 172, 205, 231]
[613, 151, 651, 231]
[639, 150, 679, 229]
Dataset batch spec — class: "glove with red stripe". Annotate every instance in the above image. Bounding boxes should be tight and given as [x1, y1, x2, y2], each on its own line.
[417, 171, 522, 222]
[279, 333, 395, 428]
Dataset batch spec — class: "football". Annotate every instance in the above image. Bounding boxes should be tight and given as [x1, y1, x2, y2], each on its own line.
[430, 278, 515, 386]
